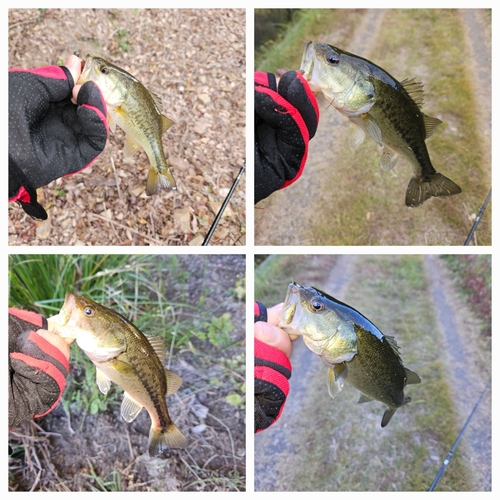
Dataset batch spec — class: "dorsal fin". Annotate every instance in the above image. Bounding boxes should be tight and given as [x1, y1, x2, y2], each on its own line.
[401, 78, 425, 108]
[146, 335, 166, 362]
[149, 90, 163, 111]
[423, 114, 443, 139]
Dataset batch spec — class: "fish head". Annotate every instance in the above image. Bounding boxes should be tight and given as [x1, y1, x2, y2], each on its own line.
[49, 292, 127, 362]
[278, 283, 358, 363]
[77, 54, 132, 107]
[300, 41, 375, 116]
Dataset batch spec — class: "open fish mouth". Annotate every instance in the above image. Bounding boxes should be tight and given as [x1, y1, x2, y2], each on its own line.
[47, 292, 77, 339]
[277, 282, 304, 334]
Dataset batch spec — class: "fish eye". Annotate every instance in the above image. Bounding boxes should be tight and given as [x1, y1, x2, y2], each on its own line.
[326, 52, 340, 65]
[310, 299, 324, 312]
[84, 307, 95, 316]
[100, 66, 109, 74]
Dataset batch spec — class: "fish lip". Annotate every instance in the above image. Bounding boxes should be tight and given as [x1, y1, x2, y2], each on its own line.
[47, 292, 77, 338]
[300, 41, 315, 79]
[277, 282, 302, 333]
[77, 55, 95, 85]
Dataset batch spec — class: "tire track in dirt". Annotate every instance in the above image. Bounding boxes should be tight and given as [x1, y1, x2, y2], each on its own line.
[423, 255, 491, 491]
[254, 255, 358, 491]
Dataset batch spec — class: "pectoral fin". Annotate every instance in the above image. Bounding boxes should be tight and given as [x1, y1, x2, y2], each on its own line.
[327, 365, 345, 399]
[361, 113, 383, 146]
[380, 146, 399, 171]
[123, 134, 142, 157]
[121, 392, 143, 422]
[348, 122, 366, 150]
[96, 368, 111, 395]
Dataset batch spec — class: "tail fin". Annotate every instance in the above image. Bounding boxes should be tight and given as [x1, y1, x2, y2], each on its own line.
[405, 172, 462, 207]
[148, 422, 188, 457]
[146, 166, 178, 196]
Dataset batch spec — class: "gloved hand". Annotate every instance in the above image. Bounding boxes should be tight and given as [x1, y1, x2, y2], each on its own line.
[254, 301, 292, 433]
[9, 308, 71, 428]
[9, 58, 108, 220]
[254, 70, 319, 203]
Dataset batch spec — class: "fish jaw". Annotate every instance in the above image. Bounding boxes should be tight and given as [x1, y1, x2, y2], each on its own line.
[300, 42, 375, 116]
[277, 282, 302, 332]
[47, 292, 79, 340]
[278, 283, 358, 363]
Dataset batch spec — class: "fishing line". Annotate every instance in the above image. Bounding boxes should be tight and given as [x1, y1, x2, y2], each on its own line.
[428, 377, 491, 491]
[464, 189, 491, 246]
[202, 162, 246, 246]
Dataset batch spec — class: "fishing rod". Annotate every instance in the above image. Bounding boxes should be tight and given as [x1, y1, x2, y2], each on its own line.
[464, 189, 491, 246]
[428, 377, 491, 491]
[202, 162, 246, 246]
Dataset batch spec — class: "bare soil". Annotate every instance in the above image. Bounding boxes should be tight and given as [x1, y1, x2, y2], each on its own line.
[8, 255, 246, 492]
[8, 9, 246, 246]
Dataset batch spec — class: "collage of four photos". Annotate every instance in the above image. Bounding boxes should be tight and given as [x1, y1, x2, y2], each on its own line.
[7, 7, 492, 494]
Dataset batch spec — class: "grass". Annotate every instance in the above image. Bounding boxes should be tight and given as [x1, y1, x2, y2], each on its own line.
[439, 255, 491, 336]
[255, 9, 364, 71]
[254, 255, 477, 491]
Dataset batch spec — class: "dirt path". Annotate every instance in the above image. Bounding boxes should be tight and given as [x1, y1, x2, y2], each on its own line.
[254, 255, 491, 491]
[423, 255, 491, 490]
[254, 255, 358, 490]
[255, 9, 491, 245]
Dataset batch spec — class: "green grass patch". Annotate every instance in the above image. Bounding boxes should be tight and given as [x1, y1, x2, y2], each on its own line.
[255, 9, 364, 71]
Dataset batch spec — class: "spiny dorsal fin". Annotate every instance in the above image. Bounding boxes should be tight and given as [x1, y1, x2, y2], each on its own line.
[423, 114, 443, 139]
[401, 78, 425, 107]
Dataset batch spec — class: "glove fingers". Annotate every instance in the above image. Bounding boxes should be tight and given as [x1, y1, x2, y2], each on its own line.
[278, 70, 320, 140]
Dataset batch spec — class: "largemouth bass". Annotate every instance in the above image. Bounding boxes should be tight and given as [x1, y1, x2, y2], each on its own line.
[278, 283, 421, 427]
[78, 54, 177, 195]
[49, 293, 188, 456]
[300, 41, 462, 207]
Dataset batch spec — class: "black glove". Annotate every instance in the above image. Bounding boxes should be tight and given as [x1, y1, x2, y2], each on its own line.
[9, 308, 69, 428]
[254, 70, 319, 203]
[9, 64, 108, 220]
[254, 301, 292, 433]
